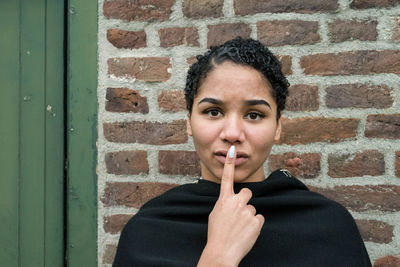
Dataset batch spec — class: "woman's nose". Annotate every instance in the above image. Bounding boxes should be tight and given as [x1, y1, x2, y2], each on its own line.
[220, 115, 245, 144]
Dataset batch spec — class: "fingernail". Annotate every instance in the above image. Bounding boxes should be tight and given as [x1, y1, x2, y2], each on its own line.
[228, 145, 235, 158]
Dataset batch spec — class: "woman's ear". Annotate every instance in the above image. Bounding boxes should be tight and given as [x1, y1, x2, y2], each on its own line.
[186, 113, 193, 136]
[274, 117, 282, 141]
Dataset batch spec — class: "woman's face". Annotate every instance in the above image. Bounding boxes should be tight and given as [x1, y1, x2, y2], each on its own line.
[187, 61, 282, 183]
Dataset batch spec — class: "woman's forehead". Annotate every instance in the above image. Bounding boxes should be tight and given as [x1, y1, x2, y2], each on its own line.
[195, 62, 276, 103]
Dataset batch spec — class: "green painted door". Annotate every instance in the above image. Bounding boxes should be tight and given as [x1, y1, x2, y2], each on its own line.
[0, 1, 97, 266]
[0, 0, 65, 266]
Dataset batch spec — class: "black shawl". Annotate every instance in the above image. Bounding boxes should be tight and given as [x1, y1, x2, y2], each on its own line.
[113, 169, 371, 267]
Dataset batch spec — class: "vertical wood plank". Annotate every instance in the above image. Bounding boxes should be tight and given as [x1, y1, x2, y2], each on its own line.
[67, 0, 98, 266]
[20, 0, 46, 265]
[45, 0, 65, 266]
[0, 1, 21, 265]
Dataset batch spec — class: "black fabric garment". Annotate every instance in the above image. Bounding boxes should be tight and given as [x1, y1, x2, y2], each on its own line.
[113, 169, 371, 267]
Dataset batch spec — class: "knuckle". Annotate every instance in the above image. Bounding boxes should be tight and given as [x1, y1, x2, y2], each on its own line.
[256, 214, 265, 225]
[239, 188, 252, 198]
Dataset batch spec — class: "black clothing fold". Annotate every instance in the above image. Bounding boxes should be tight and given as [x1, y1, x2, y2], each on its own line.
[113, 169, 371, 267]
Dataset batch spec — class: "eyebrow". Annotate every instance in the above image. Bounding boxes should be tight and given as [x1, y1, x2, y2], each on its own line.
[245, 99, 271, 110]
[198, 97, 271, 110]
[198, 97, 223, 105]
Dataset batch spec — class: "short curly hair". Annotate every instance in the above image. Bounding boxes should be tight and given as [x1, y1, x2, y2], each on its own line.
[184, 37, 289, 120]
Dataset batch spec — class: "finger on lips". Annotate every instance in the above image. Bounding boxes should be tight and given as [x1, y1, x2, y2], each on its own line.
[220, 145, 236, 197]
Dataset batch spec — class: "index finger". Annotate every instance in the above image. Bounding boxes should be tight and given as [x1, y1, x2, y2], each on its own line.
[219, 145, 236, 198]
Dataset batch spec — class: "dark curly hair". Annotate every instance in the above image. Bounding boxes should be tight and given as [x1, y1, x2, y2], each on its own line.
[184, 37, 289, 120]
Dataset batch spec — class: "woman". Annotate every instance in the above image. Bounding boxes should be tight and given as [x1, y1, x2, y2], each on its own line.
[113, 37, 371, 266]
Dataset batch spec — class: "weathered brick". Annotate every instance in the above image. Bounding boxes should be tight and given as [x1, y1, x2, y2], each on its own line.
[365, 114, 400, 139]
[300, 50, 400, 75]
[107, 29, 146, 49]
[183, 0, 224, 18]
[103, 120, 187, 145]
[103, 0, 174, 21]
[159, 151, 201, 176]
[207, 23, 252, 47]
[101, 182, 177, 208]
[257, 20, 320, 46]
[325, 84, 393, 108]
[234, 0, 339, 15]
[309, 184, 400, 212]
[396, 151, 400, 178]
[328, 19, 377, 42]
[350, 0, 400, 9]
[102, 244, 117, 264]
[277, 55, 292, 76]
[107, 57, 171, 82]
[105, 150, 149, 175]
[285, 84, 319, 111]
[355, 219, 393, 244]
[268, 152, 321, 178]
[374, 255, 400, 267]
[159, 27, 199, 48]
[187, 56, 198, 66]
[158, 90, 186, 112]
[393, 18, 400, 42]
[278, 118, 359, 145]
[328, 150, 385, 178]
[106, 88, 149, 113]
[104, 214, 132, 234]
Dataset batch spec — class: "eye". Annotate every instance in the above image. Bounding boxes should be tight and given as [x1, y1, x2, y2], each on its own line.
[205, 109, 223, 118]
[244, 112, 265, 121]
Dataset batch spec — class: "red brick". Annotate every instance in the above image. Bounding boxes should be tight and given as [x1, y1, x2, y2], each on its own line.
[183, 0, 224, 18]
[103, 120, 187, 145]
[104, 214, 132, 234]
[187, 56, 198, 66]
[328, 150, 385, 178]
[159, 27, 199, 48]
[207, 23, 252, 47]
[234, 0, 339, 15]
[325, 84, 393, 108]
[278, 117, 359, 145]
[285, 84, 319, 111]
[106, 88, 149, 113]
[107, 57, 171, 82]
[374, 255, 400, 267]
[158, 90, 186, 112]
[102, 244, 117, 264]
[159, 151, 201, 176]
[309, 184, 400, 212]
[268, 152, 321, 178]
[257, 20, 320, 46]
[300, 50, 400, 75]
[101, 182, 177, 208]
[365, 114, 400, 139]
[107, 29, 146, 49]
[105, 151, 149, 175]
[393, 18, 400, 42]
[103, 0, 174, 21]
[277, 55, 292, 76]
[350, 0, 400, 9]
[396, 151, 400, 178]
[328, 19, 377, 42]
[355, 219, 393, 244]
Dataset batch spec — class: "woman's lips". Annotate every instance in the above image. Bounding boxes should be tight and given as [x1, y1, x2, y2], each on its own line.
[214, 151, 249, 166]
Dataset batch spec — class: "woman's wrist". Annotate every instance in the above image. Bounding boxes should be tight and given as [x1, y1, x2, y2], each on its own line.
[197, 244, 238, 267]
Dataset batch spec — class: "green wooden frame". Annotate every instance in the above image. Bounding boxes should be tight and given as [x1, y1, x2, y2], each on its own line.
[66, 0, 98, 266]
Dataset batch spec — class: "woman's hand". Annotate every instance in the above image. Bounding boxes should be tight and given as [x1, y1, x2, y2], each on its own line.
[197, 145, 265, 267]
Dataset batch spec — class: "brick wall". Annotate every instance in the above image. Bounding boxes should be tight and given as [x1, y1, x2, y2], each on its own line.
[98, 0, 400, 265]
